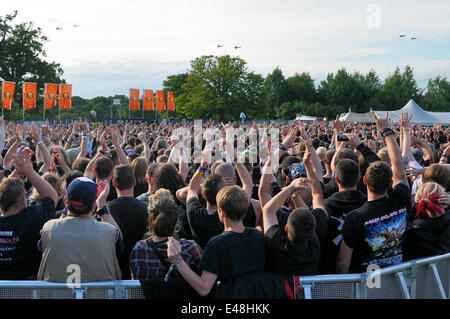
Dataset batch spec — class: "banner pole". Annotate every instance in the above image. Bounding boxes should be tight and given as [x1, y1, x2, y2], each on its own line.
[43, 84, 46, 121]
[22, 83, 24, 122]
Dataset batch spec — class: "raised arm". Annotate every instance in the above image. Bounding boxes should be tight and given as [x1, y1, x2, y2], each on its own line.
[84, 151, 105, 179]
[138, 132, 151, 164]
[399, 112, 414, 163]
[303, 149, 327, 215]
[3, 127, 23, 171]
[110, 125, 128, 165]
[262, 178, 308, 233]
[13, 146, 58, 207]
[298, 121, 324, 183]
[372, 111, 408, 186]
[29, 123, 52, 174]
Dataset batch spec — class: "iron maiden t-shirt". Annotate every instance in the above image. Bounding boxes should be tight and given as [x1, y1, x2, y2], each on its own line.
[342, 183, 411, 273]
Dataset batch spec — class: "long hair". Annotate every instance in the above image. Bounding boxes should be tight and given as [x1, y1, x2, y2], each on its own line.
[153, 163, 186, 197]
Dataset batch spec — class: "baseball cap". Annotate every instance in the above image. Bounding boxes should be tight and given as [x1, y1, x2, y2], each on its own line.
[67, 177, 97, 208]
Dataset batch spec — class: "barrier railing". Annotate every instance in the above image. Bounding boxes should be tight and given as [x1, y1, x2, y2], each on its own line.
[0, 252, 448, 299]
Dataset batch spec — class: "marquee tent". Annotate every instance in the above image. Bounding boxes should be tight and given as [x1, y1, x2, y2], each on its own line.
[340, 99, 449, 125]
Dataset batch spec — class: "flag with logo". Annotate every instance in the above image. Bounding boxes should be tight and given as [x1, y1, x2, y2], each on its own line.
[143, 89, 154, 111]
[23, 82, 37, 110]
[129, 89, 140, 111]
[59, 84, 72, 109]
[2, 81, 16, 110]
[156, 90, 165, 111]
[44, 83, 58, 110]
[167, 91, 175, 111]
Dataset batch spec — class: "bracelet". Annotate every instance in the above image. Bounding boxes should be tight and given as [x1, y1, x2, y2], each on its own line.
[164, 257, 183, 282]
[196, 170, 204, 177]
[37, 140, 43, 145]
[381, 128, 394, 139]
[173, 257, 183, 265]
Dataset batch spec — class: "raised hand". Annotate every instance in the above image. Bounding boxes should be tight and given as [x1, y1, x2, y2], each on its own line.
[371, 111, 391, 131]
[13, 146, 35, 176]
[167, 236, 182, 262]
[333, 114, 343, 131]
[399, 112, 412, 129]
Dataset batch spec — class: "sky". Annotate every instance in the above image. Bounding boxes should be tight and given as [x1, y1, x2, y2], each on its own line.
[3, 0, 450, 99]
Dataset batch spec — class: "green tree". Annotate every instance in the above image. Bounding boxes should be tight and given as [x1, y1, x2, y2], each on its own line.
[421, 76, 450, 111]
[0, 11, 65, 120]
[318, 68, 367, 112]
[176, 55, 268, 121]
[285, 72, 316, 104]
[264, 67, 288, 109]
[377, 66, 421, 110]
[354, 70, 382, 111]
[162, 73, 188, 97]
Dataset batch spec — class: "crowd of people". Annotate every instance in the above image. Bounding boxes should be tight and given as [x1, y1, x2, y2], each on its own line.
[0, 113, 448, 298]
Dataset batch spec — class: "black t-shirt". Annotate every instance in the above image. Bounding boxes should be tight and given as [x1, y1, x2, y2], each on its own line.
[199, 228, 265, 282]
[321, 190, 367, 274]
[197, 193, 256, 229]
[402, 207, 450, 262]
[133, 183, 148, 198]
[342, 183, 411, 273]
[107, 197, 149, 279]
[0, 197, 56, 280]
[264, 208, 328, 276]
[186, 197, 223, 249]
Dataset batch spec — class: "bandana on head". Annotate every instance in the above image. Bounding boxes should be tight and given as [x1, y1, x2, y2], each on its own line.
[415, 194, 445, 219]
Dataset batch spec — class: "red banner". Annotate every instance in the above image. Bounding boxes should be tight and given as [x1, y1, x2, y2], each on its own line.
[59, 84, 72, 109]
[44, 83, 58, 110]
[2, 81, 15, 110]
[167, 91, 175, 112]
[156, 90, 165, 111]
[23, 82, 37, 110]
[143, 89, 154, 111]
[129, 88, 140, 111]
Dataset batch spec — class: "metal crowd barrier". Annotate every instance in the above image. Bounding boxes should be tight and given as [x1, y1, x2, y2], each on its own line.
[0, 252, 448, 299]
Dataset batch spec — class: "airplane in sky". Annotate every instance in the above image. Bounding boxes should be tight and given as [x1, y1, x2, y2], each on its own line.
[217, 44, 223, 48]
[73, 24, 80, 28]
[234, 46, 241, 49]
[56, 27, 62, 30]
[399, 34, 406, 37]
[411, 37, 418, 40]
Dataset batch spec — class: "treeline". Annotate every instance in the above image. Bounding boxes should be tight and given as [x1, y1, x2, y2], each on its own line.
[162, 56, 449, 121]
[4, 56, 449, 122]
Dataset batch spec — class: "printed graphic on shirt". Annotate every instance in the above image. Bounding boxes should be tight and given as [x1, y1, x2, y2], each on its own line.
[363, 208, 407, 268]
[0, 230, 19, 262]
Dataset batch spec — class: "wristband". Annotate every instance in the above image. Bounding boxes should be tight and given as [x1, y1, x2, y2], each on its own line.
[381, 128, 394, 139]
[97, 205, 111, 216]
[173, 257, 183, 265]
[196, 170, 204, 177]
[37, 140, 43, 146]
[164, 257, 183, 282]
[198, 166, 207, 174]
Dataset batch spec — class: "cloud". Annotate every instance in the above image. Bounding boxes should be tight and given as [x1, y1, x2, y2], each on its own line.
[3, 0, 449, 97]
[63, 59, 189, 98]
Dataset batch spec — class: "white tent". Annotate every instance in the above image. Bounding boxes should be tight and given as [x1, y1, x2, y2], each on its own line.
[340, 100, 449, 126]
